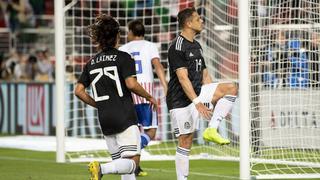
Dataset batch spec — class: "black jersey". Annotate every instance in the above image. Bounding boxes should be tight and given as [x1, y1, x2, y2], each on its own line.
[166, 35, 206, 110]
[78, 47, 138, 135]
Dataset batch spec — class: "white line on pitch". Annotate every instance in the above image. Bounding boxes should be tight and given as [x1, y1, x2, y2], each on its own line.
[145, 168, 238, 179]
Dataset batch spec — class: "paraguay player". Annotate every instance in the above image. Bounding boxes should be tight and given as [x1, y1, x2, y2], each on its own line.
[119, 19, 168, 176]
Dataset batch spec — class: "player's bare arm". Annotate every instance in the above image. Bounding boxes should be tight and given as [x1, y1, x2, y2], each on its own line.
[125, 76, 158, 110]
[202, 68, 213, 85]
[152, 57, 168, 95]
[74, 83, 97, 108]
[176, 68, 212, 119]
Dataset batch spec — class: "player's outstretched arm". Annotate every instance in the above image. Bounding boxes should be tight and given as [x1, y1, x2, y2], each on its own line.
[152, 58, 168, 95]
[125, 76, 158, 110]
[176, 68, 212, 119]
[74, 83, 97, 108]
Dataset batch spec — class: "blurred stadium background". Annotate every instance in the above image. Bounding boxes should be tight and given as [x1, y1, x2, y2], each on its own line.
[0, 0, 320, 179]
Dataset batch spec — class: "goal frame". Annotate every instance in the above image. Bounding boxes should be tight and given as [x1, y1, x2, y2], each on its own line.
[55, 0, 66, 163]
[239, 0, 250, 179]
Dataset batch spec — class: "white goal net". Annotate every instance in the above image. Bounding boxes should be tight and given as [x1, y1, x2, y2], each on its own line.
[247, 0, 320, 179]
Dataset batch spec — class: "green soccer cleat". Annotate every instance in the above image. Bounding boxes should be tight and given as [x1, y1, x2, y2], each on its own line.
[88, 161, 102, 180]
[135, 166, 148, 177]
[203, 127, 230, 145]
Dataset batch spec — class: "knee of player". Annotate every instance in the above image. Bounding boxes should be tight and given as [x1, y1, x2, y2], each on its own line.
[221, 82, 238, 96]
[129, 155, 140, 167]
[145, 128, 157, 139]
[229, 82, 238, 96]
[178, 137, 193, 149]
[148, 133, 156, 140]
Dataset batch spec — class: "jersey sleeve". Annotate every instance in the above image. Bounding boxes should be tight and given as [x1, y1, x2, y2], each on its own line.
[119, 53, 136, 79]
[168, 46, 187, 71]
[149, 43, 160, 60]
[78, 64, 91, 87]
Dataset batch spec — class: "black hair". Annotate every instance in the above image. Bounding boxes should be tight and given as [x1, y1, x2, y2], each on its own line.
[177, 7, 197, 29]
[128, 19, 145, 37]
[87, 14, 120, 49]
[28, 55, 37, 64]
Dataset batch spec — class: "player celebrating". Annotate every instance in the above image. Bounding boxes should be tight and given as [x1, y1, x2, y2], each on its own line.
[166, 7, 238, 180]
[119, 20, 168, 176]
[74, 14, 157, 180]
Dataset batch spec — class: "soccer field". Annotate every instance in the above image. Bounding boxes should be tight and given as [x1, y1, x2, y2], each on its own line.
[0, 148, 239, 180]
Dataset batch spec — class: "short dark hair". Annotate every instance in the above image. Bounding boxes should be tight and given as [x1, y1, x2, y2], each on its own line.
[128, 20, 145, 37]
[177, 7, 197, 29]
[87, 14, 120, 49]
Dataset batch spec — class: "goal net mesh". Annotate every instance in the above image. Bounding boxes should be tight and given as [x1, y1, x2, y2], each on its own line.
[249, 0, 320, 178]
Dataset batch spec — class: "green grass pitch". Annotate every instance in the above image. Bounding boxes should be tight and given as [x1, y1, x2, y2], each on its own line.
[0, 148, 239, 180]
[1, 148, 319, 180]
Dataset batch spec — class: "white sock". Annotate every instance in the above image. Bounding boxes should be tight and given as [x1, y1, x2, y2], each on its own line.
[100, 158, 136, 174]
[209, 95, 236, 129]
[175, 147, 190, 180]
[121, 173, 136, 180]
[141, 133, 151, 149]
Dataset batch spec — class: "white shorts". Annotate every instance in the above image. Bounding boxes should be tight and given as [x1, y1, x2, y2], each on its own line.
[104, 125, 141, 160]
[170, 83, 218, 137]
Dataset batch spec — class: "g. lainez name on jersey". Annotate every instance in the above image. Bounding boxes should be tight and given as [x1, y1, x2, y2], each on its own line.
[90, 54, 117, 65]
[78, 48, 138, 135]
[119, 40, 160, 104]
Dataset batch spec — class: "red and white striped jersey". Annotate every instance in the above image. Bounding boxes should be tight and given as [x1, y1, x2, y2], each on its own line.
[131, 82, 154, 104]
[119, 40, 160, 104]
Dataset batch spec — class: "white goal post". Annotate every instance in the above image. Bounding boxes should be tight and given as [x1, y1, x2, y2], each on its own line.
[239, 0, 250, 179]
[55, 0, 320, 179]
[55, 0, 66, 163]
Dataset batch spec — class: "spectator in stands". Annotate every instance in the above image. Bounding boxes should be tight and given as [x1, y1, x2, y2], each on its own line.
[275, 31, 289, 87]
[18, 0, 35, 28]
[4, 0, 36, 47]
[260, 31, 289, 88]
[1, 49, 19, 80]
[5, 0, 35, 32]
[308, 32, 320, 87]
[260, 38, 276, 87]
[13, 53, 32, 81]
[28, 54, 37, 80]
[6, 0, 22, 32]
[35, 48, 53, 82]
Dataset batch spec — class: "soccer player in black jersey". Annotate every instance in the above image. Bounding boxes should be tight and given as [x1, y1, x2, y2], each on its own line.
[166, 7, 238, 180]
[74, 14, 157, 180]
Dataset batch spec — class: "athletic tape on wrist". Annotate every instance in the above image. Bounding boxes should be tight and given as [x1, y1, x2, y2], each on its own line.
[192, 97, 201, 105]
